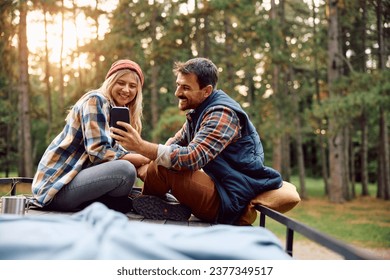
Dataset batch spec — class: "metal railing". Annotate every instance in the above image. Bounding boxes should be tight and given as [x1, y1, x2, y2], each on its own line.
[255, 204, 378, 260]
[0, 177, 33, 196]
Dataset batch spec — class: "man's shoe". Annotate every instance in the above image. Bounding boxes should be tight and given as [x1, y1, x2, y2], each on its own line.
[164, 192, 179, 203]
[132, 195, 191, 221]
[129, 188, 143, 200]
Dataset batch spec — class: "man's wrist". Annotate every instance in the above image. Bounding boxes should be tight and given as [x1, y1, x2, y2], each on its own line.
[156, 144, 172, 168]
[138, 140, 158, 160]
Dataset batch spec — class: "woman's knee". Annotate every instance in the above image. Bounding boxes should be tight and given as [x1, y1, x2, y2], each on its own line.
[113, 160, 137, 185]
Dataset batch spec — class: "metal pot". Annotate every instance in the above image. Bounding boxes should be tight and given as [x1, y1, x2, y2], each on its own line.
[1, 196, 27, 215]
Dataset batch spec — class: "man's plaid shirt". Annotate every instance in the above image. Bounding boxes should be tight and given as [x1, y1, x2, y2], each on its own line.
[168, 106, 241, 170]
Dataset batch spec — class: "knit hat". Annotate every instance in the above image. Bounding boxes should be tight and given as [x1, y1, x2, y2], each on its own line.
[105, 59, 144, 86]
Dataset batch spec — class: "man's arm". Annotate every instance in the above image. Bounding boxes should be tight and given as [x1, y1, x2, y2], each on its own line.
[110, 106, 241, 171]
[168, 107, 241, 171]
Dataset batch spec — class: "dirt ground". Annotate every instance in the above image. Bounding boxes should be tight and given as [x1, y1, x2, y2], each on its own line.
[290, 240, 390, 260]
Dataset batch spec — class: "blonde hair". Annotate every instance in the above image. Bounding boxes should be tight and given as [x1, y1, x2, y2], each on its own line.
[66, 69, 143, 134]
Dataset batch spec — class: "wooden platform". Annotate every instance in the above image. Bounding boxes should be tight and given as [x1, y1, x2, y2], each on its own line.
[24, 206, 215, 228]
[0, 177, 213, 227]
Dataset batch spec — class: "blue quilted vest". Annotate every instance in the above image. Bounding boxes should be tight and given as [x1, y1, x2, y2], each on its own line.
[186, 90, 282, 224]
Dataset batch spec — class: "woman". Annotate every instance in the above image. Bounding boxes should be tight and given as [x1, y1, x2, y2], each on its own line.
[31, 59, 150, 213]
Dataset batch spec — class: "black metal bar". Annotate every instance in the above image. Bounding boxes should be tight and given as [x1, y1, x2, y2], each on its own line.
[0, 177, 34, 196]
[255, 204, 377, 260]
[286, 228, 294, 257]
[11, 180, 16, 196]
[259, 212, 266, 227]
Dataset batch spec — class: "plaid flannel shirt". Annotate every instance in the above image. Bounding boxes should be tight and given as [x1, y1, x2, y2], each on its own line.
[32, 93, 128, 206]
[169, 106, 241, 170]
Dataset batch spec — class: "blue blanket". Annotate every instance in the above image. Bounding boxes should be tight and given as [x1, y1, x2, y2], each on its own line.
[0, 202, 290, 260]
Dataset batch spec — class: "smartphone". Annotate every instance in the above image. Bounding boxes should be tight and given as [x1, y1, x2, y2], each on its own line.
[110, 107, 130, 132]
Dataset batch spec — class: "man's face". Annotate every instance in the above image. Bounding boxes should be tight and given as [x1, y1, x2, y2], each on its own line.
[174, 73, 209, 111]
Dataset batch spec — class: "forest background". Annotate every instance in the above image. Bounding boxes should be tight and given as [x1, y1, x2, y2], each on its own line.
[0, 0, 389, 206]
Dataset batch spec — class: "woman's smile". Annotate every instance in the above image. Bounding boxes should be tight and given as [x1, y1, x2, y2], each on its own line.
[112, 73, 138, 106]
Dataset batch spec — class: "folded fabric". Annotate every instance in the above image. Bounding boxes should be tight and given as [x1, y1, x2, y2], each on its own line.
[238, 181, 301, 225]
[251, 181, 301, 213]
[0, 202, 291, 260]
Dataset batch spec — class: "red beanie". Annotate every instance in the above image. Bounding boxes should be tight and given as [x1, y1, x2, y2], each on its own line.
[105, 59, 144, 86]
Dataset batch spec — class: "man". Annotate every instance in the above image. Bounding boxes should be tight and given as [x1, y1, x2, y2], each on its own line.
[111, 57, 299, 225]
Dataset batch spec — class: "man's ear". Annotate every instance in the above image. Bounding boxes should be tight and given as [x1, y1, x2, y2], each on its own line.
[204, 85, 213, 97]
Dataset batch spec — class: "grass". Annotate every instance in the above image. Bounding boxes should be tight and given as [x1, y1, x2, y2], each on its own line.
[2, 173, 390, 250]
[255, 176, 390, 250]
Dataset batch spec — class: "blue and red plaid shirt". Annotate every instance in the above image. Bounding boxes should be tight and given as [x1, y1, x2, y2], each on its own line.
[166, 106, 241, 170]
[32, 93, 128, 207]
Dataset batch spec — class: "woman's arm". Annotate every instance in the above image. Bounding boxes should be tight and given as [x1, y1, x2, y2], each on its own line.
[121, 153, 150, 181]
[121, 153, 151, 168]
[81, 95, 128, 162]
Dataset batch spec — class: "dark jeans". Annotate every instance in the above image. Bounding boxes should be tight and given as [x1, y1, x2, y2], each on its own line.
[43, 160, 136, 213]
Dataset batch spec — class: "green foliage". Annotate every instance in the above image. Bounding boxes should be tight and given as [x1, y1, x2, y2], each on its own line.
[151, 107, 186, 143]
[312, 71, 389, 127]
[0, 1, 19, 175]
[31, 119, 51, 168]
[0, 98, 18, 174]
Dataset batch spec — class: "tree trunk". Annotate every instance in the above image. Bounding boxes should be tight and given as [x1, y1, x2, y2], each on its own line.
[278, 0, 291, 180]
[43, 5, 53, 134]
[312, 0, 329, 194]
[201, 0, 210, 57]
[344, 126, 351, 200]
[349, 125, 356, 199]
[270, 0, 283, 174]
[376, 0, 390, 200]
[224, 14, 235, 91]
[93, 0, 100, 69]
[361, 111, 369, 196]
[59, 0, 65, 113]
[17, 0, 33, 177]
[72, 0, 83, 88]
[150, 5, 159, 139]
[292, 84, 307, 199]
[356, 0, 369, 196]
[327, 0, 345, 203]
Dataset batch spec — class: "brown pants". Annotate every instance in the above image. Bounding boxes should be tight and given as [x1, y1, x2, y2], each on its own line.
[143, 161, 257, 224]
[143, 161, 220, 223]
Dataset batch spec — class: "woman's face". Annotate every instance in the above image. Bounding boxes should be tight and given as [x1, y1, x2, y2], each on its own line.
[111, 72, 138, 106]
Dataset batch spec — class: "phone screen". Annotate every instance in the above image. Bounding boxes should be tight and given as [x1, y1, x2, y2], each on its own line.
[110, 107, 130, 131]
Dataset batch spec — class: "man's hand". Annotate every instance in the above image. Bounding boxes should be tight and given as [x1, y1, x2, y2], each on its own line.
[110, 122, 159, 160]
[110, 122, 141, 151]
